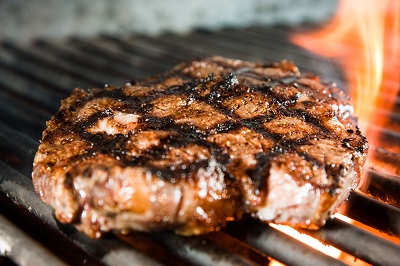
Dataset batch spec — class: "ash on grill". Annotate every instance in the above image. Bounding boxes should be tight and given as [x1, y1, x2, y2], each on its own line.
[0, 27, 399, 266]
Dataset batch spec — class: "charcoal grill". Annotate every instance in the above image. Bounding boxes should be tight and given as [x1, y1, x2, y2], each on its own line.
[0, 26, 399, 266]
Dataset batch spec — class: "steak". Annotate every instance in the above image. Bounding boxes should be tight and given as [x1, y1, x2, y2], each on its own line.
[32, 56, 368, 238]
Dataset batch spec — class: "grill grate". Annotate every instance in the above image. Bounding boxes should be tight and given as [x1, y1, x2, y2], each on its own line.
[0, 26, 399, 266]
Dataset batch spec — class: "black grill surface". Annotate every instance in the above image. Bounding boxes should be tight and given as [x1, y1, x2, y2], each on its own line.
[0, 27, 399, 266]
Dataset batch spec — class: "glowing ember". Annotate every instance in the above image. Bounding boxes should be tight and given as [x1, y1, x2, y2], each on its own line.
[291, 0, 400, 141]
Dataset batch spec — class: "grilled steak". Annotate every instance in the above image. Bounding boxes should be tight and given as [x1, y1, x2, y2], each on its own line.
[32, 56, 368, 238]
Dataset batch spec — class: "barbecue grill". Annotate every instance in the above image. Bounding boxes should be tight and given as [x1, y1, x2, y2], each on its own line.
[0, 25, 399, 266]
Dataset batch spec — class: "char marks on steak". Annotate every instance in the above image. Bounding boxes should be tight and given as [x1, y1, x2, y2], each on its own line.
[32, 56, 368, 238]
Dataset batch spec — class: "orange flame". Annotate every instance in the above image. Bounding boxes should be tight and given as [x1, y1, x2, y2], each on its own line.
[285, 1, 399, 263]
[291, 0, 400, 142]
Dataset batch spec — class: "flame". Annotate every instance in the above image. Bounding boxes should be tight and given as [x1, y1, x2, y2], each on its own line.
[291, 0, 400, 141]
[286, 0, 399, 263]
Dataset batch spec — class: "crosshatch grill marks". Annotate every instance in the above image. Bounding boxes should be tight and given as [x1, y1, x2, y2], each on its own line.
[32, 56, 368, 238]
[49, 57, 357, 184]
[49, 55, 360, 182]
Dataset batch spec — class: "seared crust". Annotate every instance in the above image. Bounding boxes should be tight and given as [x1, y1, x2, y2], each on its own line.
[32, 56, 368, 238]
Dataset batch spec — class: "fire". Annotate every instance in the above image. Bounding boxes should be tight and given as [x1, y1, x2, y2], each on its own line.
[291, 0, 400, 144]
[284, 0, 399, 264]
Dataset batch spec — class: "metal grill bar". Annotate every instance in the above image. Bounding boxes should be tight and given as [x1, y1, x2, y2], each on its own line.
[68, 36, 162, 75]
[359, 169, 400, 208]
[0, 63, 64, 111]
[367, 147, 400, 176]
[0, 122, 38, 176]
[0, 48, 71, 93]
[0, 192, 104, 266]
[299, 218, 400, 265]
[139, 231, 264, 266]
[0, 213, 66, 266]
[97, 35, 183, 72]
[339, 191, 400, 237]
[225, 220, 346, 266]
[1, 42, 103, 88]
[34, 40, 134, 81]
